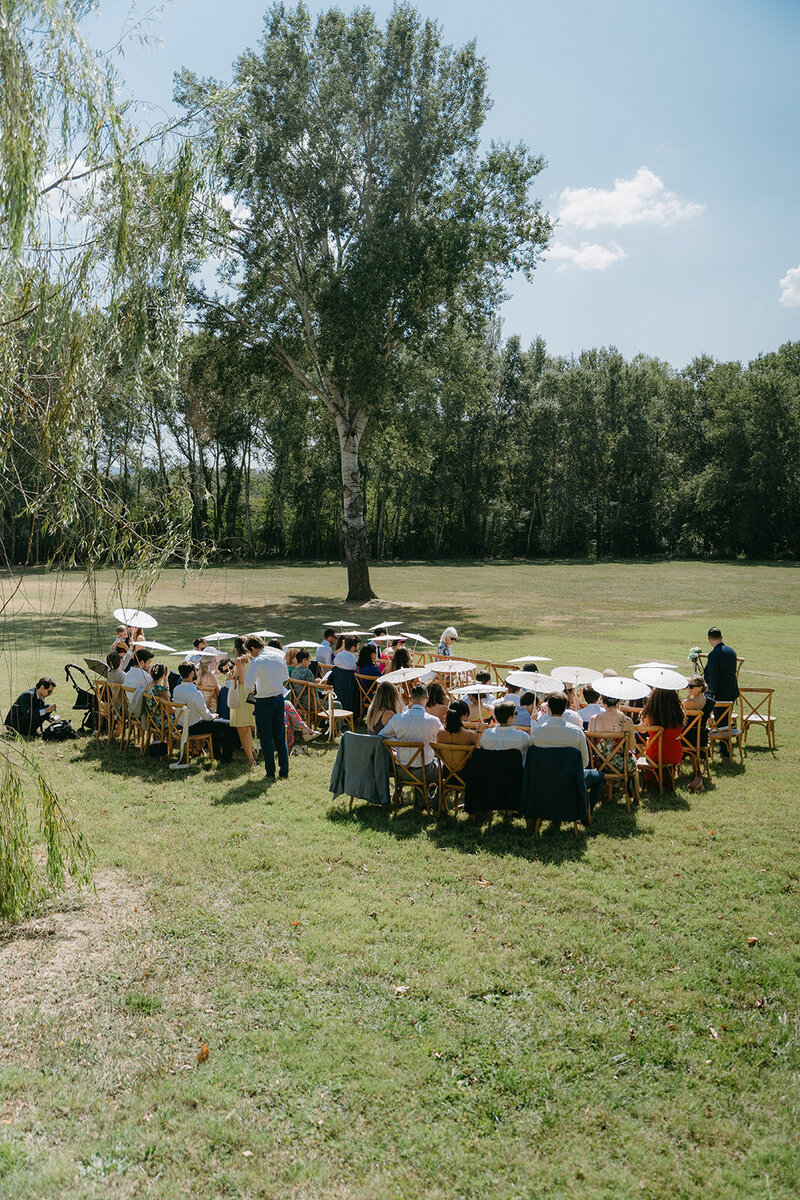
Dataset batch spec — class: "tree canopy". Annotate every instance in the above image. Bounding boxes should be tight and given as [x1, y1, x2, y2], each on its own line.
[177, 1, 552, 599]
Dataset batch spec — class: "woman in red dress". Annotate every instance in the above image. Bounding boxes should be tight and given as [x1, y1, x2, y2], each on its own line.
[639, 687, 685, 788]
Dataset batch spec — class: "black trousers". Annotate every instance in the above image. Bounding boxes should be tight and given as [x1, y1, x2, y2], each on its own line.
[188, 720, 235, 762]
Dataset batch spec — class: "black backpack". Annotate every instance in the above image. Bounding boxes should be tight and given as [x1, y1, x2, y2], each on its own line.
[42, 718, 78, 742]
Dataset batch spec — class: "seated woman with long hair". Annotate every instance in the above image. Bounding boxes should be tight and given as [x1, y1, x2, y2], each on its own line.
[391, 646, 412, 672]
[356, 643, 381, 677]
[588, 692, 635, 794]
[365, 680, 403, 734]
[438, 700, 480, 747]
[639, 686, 685, 787]
[426, 679, 449, 722]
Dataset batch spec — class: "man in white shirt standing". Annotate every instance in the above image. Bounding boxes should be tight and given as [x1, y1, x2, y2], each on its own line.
[315, 628, 337, 673]
[379, 684, 443, 787]
[244, 635, 290, 780]
[530, 692, 603, 809]
[172, 662, 235, 762]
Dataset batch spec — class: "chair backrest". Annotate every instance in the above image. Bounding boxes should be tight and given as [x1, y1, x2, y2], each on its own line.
[709, 700, 735, 732]
[353, 672, 377, 716]
[431, 742, 474, 794]
[634, 724, 663, 766]
[738, 687, 773, 723]
[198, 684, 218, 714]
[383, 739, 426, 786]
[620, 704, 643, 720]
[288, 677, 313, 716]
[490, 663, 515, 686]
[585, 730, 629, 781]
[680, 712, 703, 757]
[93, 678, 111, 708]
[694, 651, 745, 677]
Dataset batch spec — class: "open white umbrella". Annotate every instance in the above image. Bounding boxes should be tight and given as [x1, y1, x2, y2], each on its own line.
[368, 620, 403, 631]
[507, 654, 553, 664]
[552, 665, 600, 688]
[203, 631, 237, 642]
[451, 683, 502, 697]
[380, 666, 431, 685]
[322, 619, 359, 629]
[114, 607, 158, 629]
[400, 632, 434, 645]
[629, 660, 678, 671]
[169, 648, 221, 659]
[132, 639, 178, 653]
[633, 667, 689, 691]
[428, 659, 476, 675]
[589, 675, 649, 701]
[284, 640, 320, 650]
[249, 630, 284, 639]
[504, 670, 561, 691]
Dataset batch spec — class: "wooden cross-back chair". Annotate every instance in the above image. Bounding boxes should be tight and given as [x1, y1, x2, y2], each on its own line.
[288, 678, 332, 730]
[633, 725, 676, 795]
[198, 684, 218, 714]
[707, 701, 744, 763]
[354, 672, 378, 717]
[324, 689, 355, 743]
[108, 683, 144, 750]
[92, 679, 112, 740]
[431, 742, 474, 816]
[383, 740, 432, 813]
[585, 730, 640, 813]
[738, 688, 776, 750]
[680, 712, 711, 781]
[141, 694, 167, 757]
[159, 698, 214, 764]
[693, 651, 745, 678]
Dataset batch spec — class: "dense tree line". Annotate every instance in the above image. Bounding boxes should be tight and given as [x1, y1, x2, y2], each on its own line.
[4, 328, 797, 565]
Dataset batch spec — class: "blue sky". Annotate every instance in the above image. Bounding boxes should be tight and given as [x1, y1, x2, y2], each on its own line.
[86, 0, 800, 367]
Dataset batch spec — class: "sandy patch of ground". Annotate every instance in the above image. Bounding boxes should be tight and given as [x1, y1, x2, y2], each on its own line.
[0, 870, 149, 1023]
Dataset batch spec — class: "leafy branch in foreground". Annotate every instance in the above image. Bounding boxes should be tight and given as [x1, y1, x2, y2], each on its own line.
[0, 743, 93, 926]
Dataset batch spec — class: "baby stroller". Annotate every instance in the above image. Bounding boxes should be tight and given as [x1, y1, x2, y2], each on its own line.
[64, 663, 99, 734]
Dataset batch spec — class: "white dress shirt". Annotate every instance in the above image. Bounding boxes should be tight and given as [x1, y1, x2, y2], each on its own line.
[380, 705, 444, 765]
[316, 640, 334, 665]
[244, 648, 288, 698]
[480, 725, 530, 752]
[580, 703, 605, 723]
[530, 715, 589, 767]
[333, 649, 358, 670]
[123, 666, 153, 691]
[172, 681, 217, 726]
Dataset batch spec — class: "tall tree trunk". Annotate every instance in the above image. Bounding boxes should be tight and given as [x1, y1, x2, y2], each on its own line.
[335, 412, 376, 602]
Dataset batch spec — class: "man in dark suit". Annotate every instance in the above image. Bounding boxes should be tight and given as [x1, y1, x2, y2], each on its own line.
[704, 627, 739, 757]
[4, 677, 57, 737]
[703, 627, 739, 704]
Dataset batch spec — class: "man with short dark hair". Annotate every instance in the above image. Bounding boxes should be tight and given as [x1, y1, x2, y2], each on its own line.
[530, 691, 603, 811]
[5, 677, 57, 737]
[316, 628, 337, 669]
[703, 627, 739, 706]
[244, 637, 290, 780]
[379, 683, 443, 785]
[172, 663, 235, 763]
[184, 637, 211, 669]
[480, 702, 530, 752]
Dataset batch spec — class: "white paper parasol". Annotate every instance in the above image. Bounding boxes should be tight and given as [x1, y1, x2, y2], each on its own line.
[507, 654, 553, 664]
[249, 630, 284, 639]
[368, 620, 403, 631]
[633, 667, 689, 690]
[132, 640, 178, 652]
[399, 632, 434, 645]
[428, 659, 477, 675]
[322, 620, 359, 629]
[451, 683, 501, 697]
[284, 640, 320, 650]
[169, 648, 221, 659]
[629, 660, 679, 671]
[203, 631, 237, 642]
[380, 666, 431, 685]
[504, 670, 561, 691]
[114, 607, 157, 629]
[552, 665, 600, 688]
[589, 675, 649, 701]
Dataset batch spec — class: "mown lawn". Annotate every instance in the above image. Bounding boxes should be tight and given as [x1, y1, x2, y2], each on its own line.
[1, 561, 799, 1200]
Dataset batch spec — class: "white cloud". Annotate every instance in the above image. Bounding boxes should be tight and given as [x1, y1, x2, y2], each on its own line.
[548, 240, 627, 271]
[558, 167, 704, 230]
[219, 193, 251, 226]
[778, 264, 800, 308]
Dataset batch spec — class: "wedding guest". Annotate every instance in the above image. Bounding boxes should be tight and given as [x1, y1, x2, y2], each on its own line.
[365, 680, 403, 734]
[436, 626, 458, 656]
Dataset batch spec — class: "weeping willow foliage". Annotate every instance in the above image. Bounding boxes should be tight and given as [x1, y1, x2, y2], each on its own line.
[0, 1, 203, 922]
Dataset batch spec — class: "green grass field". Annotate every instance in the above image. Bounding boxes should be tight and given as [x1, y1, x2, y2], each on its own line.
[1, 561, 799, 1200]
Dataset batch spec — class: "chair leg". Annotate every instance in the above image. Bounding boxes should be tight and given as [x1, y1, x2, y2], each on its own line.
[534, 818, 542, 835]
[573, 820, 579, 838]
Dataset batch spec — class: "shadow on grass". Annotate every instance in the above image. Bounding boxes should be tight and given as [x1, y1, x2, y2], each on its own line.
[327, 799, 647, 862]
[213, 775, 278, 805]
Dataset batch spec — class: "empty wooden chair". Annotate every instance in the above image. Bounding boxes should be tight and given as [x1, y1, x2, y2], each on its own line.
[738, 688, 776, 750]
[680, 712, 712, 782]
